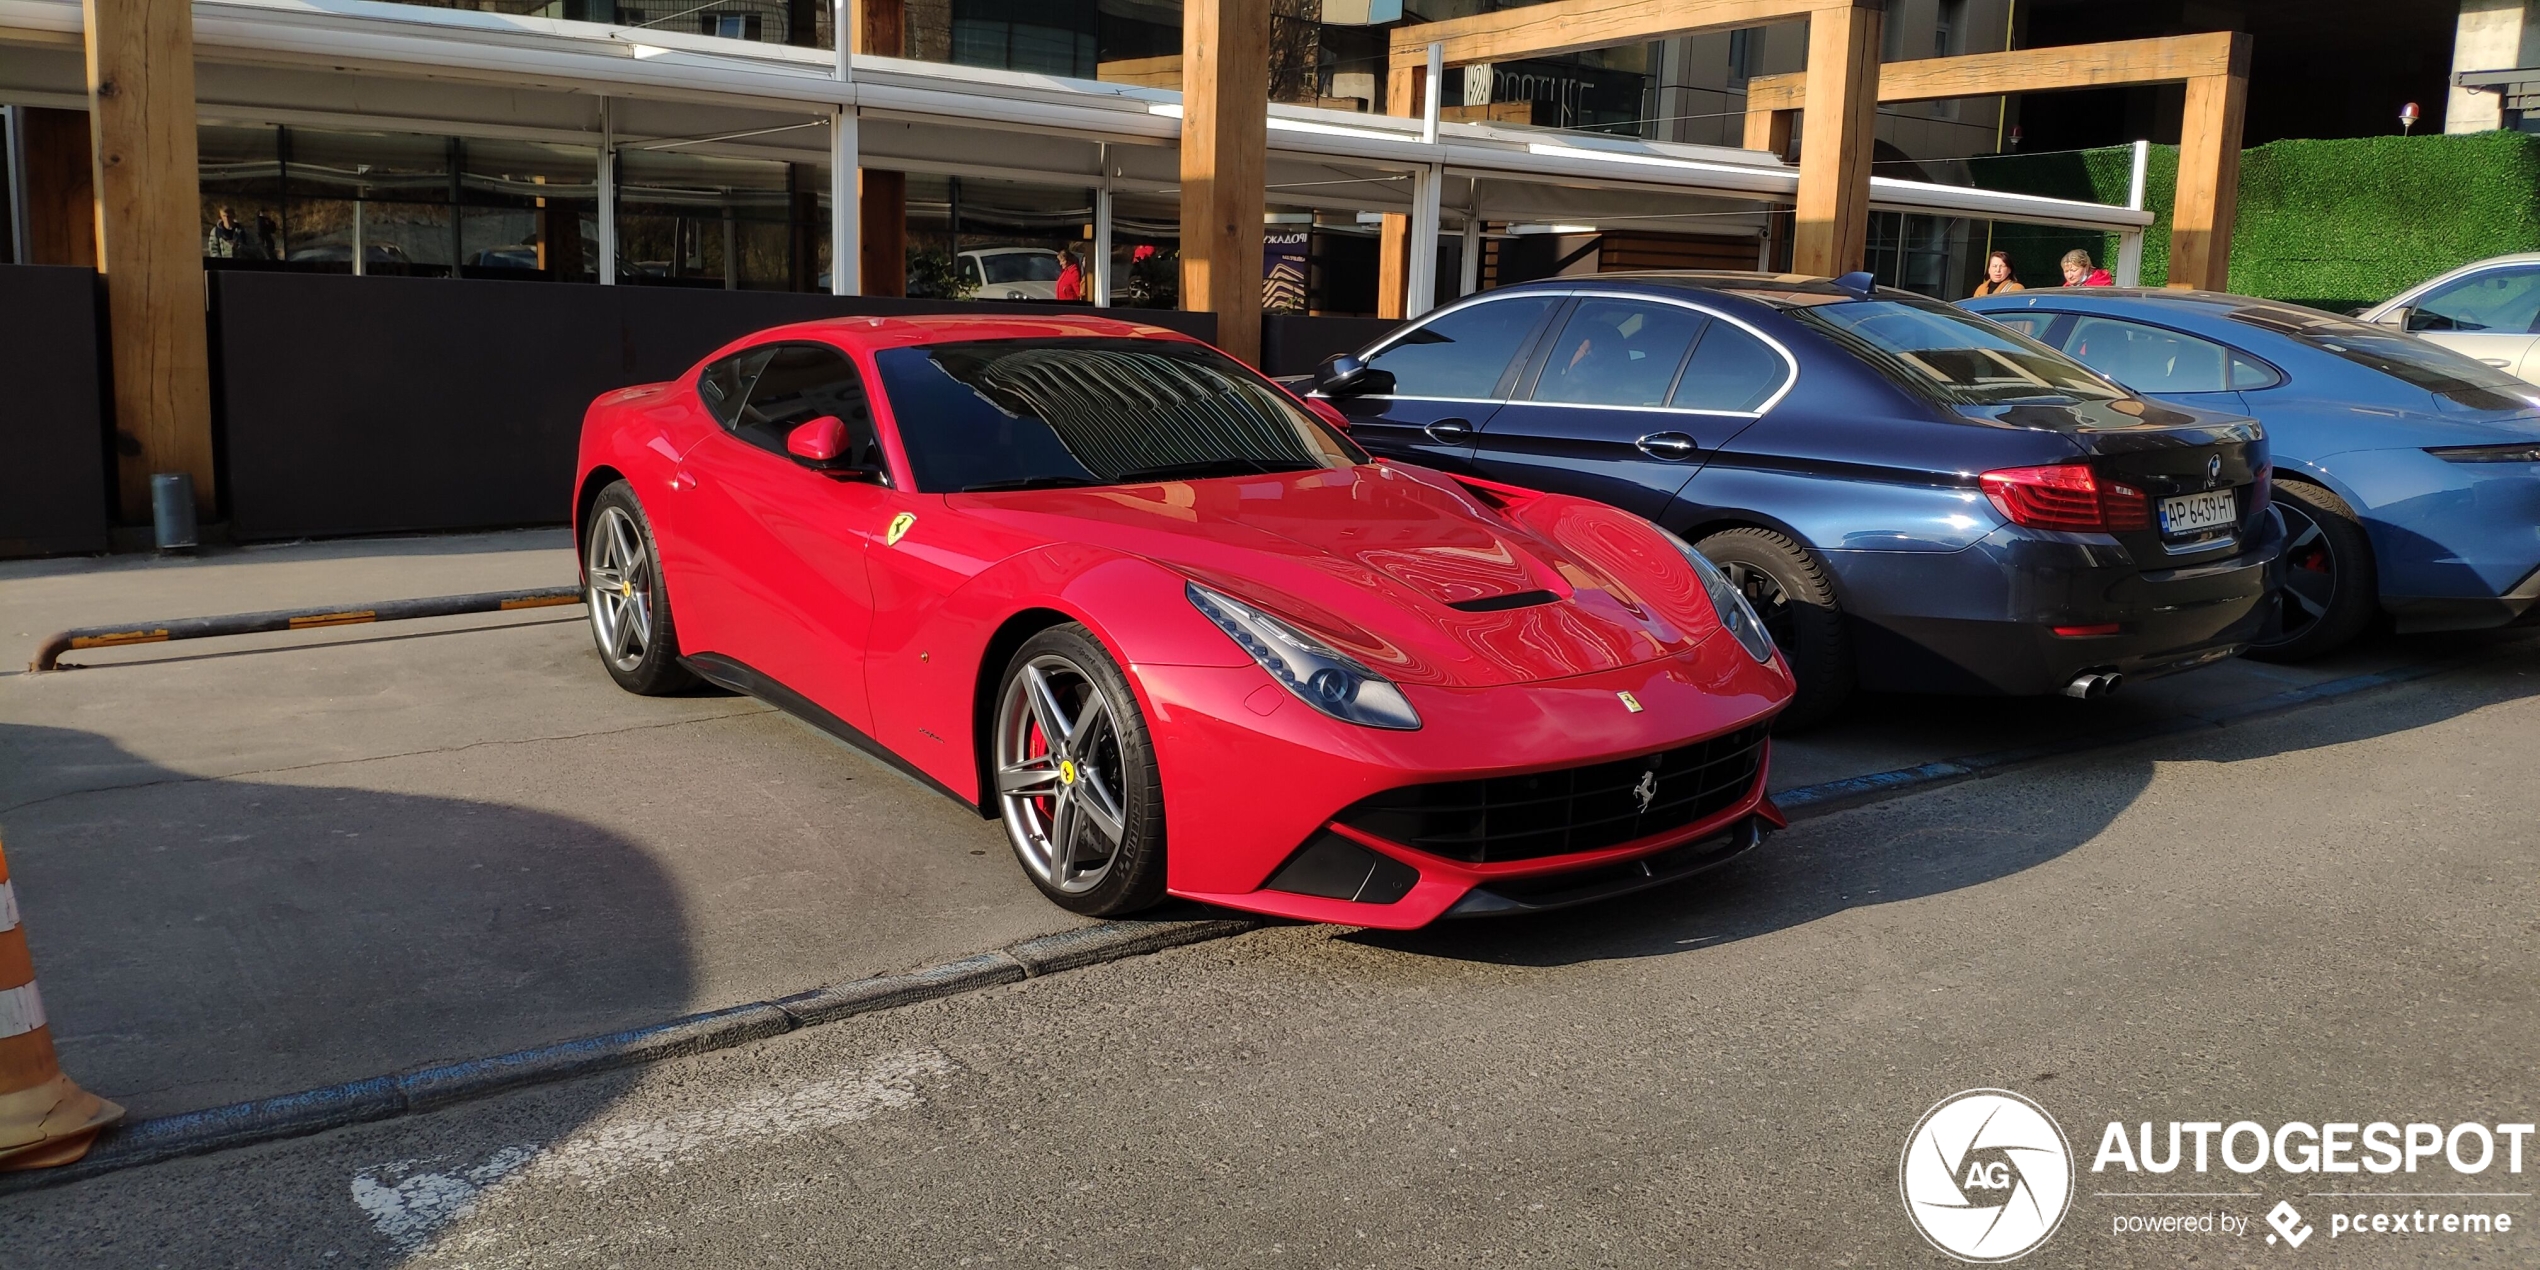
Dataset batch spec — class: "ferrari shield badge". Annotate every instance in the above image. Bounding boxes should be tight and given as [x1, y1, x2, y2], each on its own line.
[1617, 690, 1644, 713]
[885, 512, 917, 546]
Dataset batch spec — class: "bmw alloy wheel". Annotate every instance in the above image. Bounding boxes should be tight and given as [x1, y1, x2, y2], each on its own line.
[1719, 560, 1798, 653]
[994, 653, 1132, 895]
[584, 505, 656, 674]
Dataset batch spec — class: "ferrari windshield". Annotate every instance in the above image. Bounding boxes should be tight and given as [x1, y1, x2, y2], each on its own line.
[876, 337, 1364, 494]
[1792, 297, 2127, 405]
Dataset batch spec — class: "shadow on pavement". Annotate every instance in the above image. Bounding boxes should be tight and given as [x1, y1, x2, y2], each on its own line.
[0, 723, 698, 1119]
[1353, 641, 2540, 968]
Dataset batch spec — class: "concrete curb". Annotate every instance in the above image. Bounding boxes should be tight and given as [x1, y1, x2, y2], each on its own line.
[0, 643, 2515, 1196]
[0, 918, 1254, 1196]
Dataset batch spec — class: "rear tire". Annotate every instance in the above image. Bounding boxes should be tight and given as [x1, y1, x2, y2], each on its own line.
[2248, 480, 2377, 663]
[1696, 527, 1854, 730]
[991, 625, 1169, 916]
[583, 482, 698, 696]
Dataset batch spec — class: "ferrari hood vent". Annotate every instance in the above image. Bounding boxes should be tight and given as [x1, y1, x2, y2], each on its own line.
[1443, 589, 1560, 613]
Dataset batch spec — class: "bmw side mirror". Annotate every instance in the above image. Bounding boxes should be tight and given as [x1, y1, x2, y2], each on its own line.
[1314, 353, 1393, 398]
[785, 416, 882, 480]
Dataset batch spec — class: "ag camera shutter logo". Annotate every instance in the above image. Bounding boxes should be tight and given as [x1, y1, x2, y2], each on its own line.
[1901, 1089, 2075, 1262]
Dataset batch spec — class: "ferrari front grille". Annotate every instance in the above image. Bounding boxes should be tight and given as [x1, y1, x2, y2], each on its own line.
[1334, 722, 1769, 863]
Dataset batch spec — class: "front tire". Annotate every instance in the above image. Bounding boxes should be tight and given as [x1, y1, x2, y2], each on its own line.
[583, 482, 697, 695]
[1697, 527, 1854, 730]
[2248, 480, 2377, 663]
[991, 625, 1168, 916]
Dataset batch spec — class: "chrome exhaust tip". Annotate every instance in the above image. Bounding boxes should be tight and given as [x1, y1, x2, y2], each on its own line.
[2062, 671, 2124, 700]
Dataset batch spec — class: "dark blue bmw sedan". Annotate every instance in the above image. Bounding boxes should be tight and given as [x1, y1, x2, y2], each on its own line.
[1308, 273, 2285, 726]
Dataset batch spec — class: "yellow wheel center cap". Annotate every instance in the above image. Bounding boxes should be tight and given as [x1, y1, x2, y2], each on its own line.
[1059, 759, 1077, 785]
[619, 581, 632, 597]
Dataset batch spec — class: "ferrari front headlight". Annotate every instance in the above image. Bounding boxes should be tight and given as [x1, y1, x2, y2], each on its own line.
[1664, 532, 1779, 665]
[1185, 582, 1421, 730]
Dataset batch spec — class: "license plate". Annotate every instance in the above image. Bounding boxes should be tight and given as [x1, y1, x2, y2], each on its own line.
[2159, 490, 2237, 536]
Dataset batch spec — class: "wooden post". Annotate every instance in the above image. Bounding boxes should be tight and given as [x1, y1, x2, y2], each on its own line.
[1789, 2, 1878, 277]
[83, 0, 216, 520]
[1740, 105, 1793, 157]
[1742, 104, 1794, 273]
[1374, 63, 1421, 319]
[2170, 38, 2251, 293]
[1179, 0, 1269, 363]
[852, 0, 907, 296]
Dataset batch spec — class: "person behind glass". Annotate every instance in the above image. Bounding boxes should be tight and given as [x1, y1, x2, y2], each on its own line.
[253, 211, 281, 261]
[1971, 249, 2023, 297]
[2061, 248, 2114, 287]
[1053, 243, 1085, 304]
[207, 206, 243, 259]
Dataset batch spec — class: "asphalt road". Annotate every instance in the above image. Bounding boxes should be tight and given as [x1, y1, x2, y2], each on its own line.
[2, 625, 2533, 1266]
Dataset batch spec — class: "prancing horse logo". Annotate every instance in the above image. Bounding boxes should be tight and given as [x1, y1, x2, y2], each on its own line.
[1633, 770, 1658, 815]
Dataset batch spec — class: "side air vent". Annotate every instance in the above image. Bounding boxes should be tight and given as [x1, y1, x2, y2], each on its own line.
[1265, 831, 1420, 904]
[1444, 589, 1560, 613]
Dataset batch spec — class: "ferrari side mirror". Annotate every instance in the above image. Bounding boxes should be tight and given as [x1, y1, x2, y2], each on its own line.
[785, 416, 883, 480]
[1315, 353, 1393, 398]
[787, 415, 846, 463]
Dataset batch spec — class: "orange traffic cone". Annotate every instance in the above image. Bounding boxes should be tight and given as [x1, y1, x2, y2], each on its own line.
[0, 836, 121, 1170]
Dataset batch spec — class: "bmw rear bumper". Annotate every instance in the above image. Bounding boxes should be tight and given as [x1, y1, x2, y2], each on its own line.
[1834, 511, 2285, 697]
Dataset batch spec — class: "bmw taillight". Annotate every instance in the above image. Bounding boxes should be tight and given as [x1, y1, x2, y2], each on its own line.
[1978, 464, 2150, 533]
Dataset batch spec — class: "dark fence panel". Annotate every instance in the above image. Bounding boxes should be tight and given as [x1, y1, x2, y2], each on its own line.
[1261, 314, 1401, 377]
[0, 265, 111, 558]
[212, 273, 1218, 540]
[216, 272, 625, 540]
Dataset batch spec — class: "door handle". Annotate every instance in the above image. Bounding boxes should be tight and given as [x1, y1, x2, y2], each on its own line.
[1423, 418, 1474, 444]
[1635, 431, 1699, 461]
[2481, 357, 2513, 367]
[671, 468, 699, 492]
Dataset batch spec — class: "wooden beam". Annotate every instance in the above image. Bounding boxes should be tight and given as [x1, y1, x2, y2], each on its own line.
[852, 0, 907, 296]
[1373, 62, 1422, 320]
[83, 0, 216, 521]
[1788, 2, 1877, 277]
[1388, 0, 1846, 72]
[1179, 0, 1269, 363]
[2171, 59, 2250, 292]
[1742, 31, 2244, 110]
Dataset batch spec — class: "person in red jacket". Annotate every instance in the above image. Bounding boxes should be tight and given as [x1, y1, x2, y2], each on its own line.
[2060, 248, 2114, 287]
[1053, 243, 1085, 303]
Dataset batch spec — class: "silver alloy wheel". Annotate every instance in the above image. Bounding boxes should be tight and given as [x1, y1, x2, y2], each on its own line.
[994, 653, 1131, 895]
[584, 505, 656, 673]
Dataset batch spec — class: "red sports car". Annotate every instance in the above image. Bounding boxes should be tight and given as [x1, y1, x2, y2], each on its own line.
[574, 314, 1793, 928]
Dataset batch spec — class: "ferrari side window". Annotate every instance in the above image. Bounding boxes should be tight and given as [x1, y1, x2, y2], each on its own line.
[732, 343, 886, 472]
[697, 347, 774, 428]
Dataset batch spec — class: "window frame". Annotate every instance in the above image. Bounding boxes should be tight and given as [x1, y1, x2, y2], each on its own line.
[1347, 293, 1568, 405]
[1509, 291, 1798, 417]
[2404, 264, 2540, 335]
[2017, 308, 2287, 394]
[699, 340, 890, 480]
[1349, 288, 1799, 417]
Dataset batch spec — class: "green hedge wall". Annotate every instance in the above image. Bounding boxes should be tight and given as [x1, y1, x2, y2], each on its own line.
[1970, 131, 2540, 312]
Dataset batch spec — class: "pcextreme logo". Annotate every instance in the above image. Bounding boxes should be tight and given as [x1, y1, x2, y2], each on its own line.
[1901, 1089, 2076, 1262]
